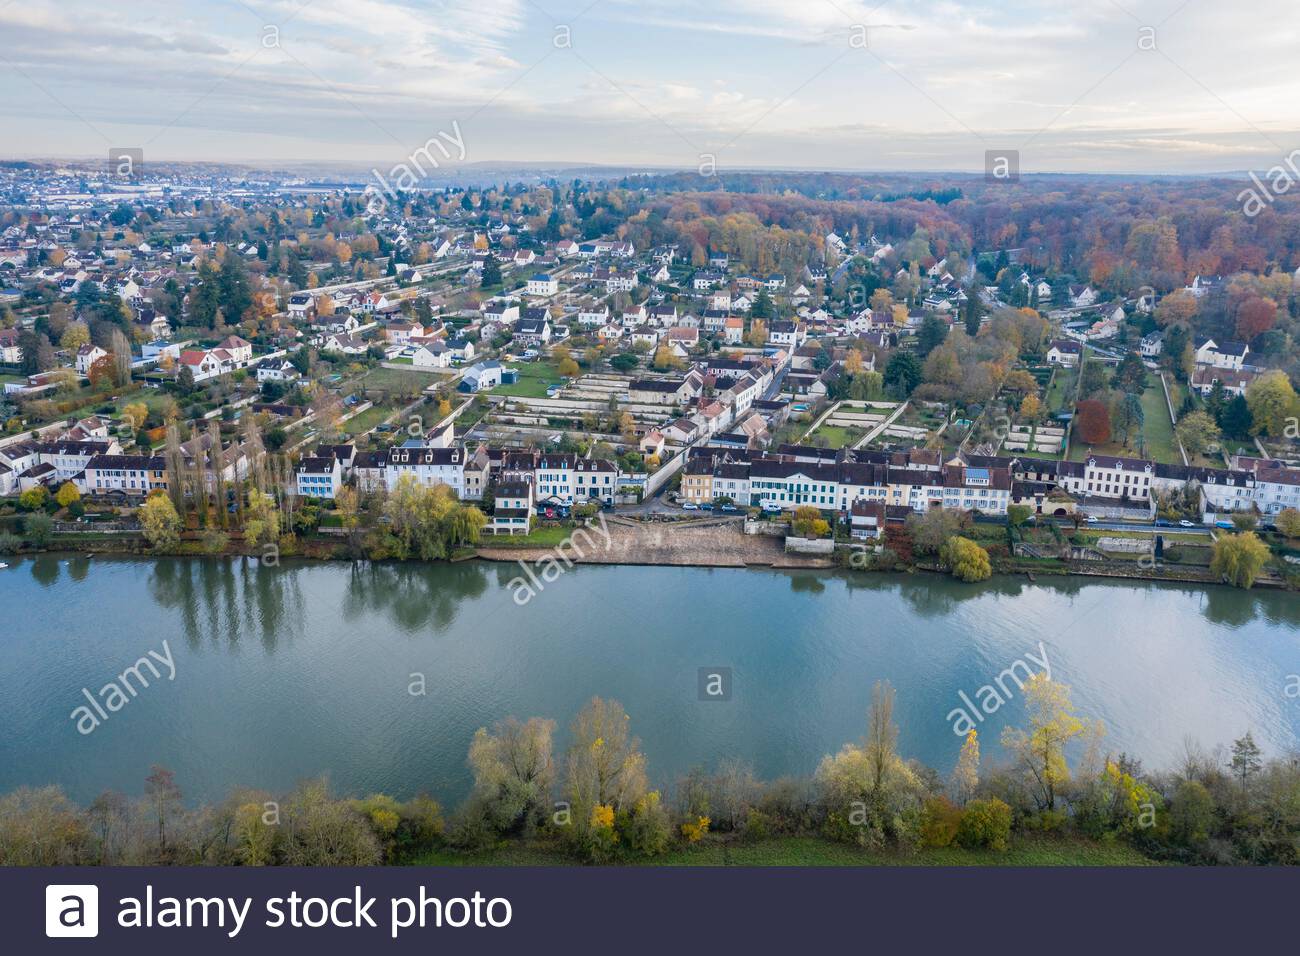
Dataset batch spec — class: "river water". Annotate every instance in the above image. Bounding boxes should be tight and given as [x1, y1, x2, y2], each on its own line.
[2, 554, 1297, 804]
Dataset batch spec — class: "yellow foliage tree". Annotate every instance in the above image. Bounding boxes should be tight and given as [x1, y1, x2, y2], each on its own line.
[941, 536, 992, 582]
[55, 481, 80, 509]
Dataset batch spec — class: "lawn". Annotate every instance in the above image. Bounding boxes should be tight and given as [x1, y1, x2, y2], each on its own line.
[354, 365, 438, 395]
[411, 834, 1158, 867]
[493, 361, 563, 398]
[477, 524, 576, 548]
[1070, 377, 1179, 464]
[341, 404, 398, 436]
[1140, 378, 1179, 464]
[1045, 365, 1078, 414]
[808, 423, 866, 448]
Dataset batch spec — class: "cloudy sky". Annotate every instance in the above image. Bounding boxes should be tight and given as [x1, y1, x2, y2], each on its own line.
[0, 0, 1296, 174]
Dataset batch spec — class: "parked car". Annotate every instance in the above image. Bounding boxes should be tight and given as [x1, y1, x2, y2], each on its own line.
[1179, 519, 1196, 528]
[720, 504, 738, 513]
[1085, 516, 1100, 524]
[682, 502, 699, 511]
[761, 503, 782, 515]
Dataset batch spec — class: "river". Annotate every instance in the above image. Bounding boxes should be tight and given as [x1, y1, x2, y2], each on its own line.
[2, 554, 1298, 805]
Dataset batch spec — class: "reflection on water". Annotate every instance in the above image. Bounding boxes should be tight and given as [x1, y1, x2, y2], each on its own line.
[149, 556, 308, 652]
[342, 560, 490, 635]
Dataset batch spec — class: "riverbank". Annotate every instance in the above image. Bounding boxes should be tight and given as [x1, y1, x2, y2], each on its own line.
[413, 833, 1159, 867]
[9, 519, 1293, 590]
[476, 516, 834, 569]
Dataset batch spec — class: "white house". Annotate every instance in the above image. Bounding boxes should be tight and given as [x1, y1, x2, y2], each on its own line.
[76, 344, 109, 375]
[1194, 337, 1248, 371]
[412, 341, 451, 369]
[385, 443, 466, 497]
[256, 359, 300, 384]
[526, 274, 559, 296]
[178, 349, 223, 382]
[1046, 340, 1082, 367]
[295, 456, 343, 499]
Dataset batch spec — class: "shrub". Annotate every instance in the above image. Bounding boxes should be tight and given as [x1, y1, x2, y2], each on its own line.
[22, 512, 53, 547]
[955, 798, 1012, 851]
[919, 796, 963, 848]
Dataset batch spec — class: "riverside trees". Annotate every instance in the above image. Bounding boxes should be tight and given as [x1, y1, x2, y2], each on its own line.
[6, 681, 1300, 865]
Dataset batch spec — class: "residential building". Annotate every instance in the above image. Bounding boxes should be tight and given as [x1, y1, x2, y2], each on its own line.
[296, 456, 343, 499]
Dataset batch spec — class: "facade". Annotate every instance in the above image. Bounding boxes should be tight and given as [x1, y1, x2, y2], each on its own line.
[385, 443, 467, 497]
[295, 456, 343, 499]
[490, 481, 534, 534]
[526, 274, 558, 296]
[82, 454, 168, 496]
[1046, 340, 1082, 366]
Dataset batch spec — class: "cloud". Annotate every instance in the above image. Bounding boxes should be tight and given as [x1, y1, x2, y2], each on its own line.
[0, 0, 1297, 171]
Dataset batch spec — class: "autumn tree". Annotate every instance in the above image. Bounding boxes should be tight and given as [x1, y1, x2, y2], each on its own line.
[1075, 398, 1112, 445]
[941, 536, 992, 581]
[815, 680, 925, 847]
[950, 729, 980, 805]
[59, 322, 90, 351]
[55, 481, 80, 510]
[907, 507, 966, 555]
[87, 354, 116, 391]
[1245, 370, 1299, 437]
[792, 505, 830, 539]
[243, 490, 281, 549]
[1234, 296, 1277, 342]
[121, 402, 149, 432]
[1175, 410, 1219, 457]
[1001, 677, 1093, 811]
[1210, 532, 1271, 588]
[110, 329, 133, 386]
[564, 697, 655, 857]
[465, 717, 557, 837]
[1154, 289, 1198, 328]
[143, 765, 183, 860]
[1274, 508, 1300, 539]
[139, 491, 182, 551]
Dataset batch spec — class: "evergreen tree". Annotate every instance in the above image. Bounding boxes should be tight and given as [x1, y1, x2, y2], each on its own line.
[1218, 394, 1254, 439]
[217, 251, 254, 323]
[963, 294, 982, 337]
[883, 351, 922, 398]
[190, 262, 221, 329]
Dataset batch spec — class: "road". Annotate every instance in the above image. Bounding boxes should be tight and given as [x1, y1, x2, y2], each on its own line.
[975, 515, 1213, 536]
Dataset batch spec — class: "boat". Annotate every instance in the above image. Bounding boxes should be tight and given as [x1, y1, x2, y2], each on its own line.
[0, 562, 8, 570]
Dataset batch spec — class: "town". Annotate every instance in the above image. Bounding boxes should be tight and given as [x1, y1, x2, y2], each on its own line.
[0, 161, 1298, 589]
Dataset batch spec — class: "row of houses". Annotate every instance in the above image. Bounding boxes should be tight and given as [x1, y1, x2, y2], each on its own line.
[0, 425, 253, 497]
[678, 443, 1300, 519]
[680, 446, 1015, 514]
